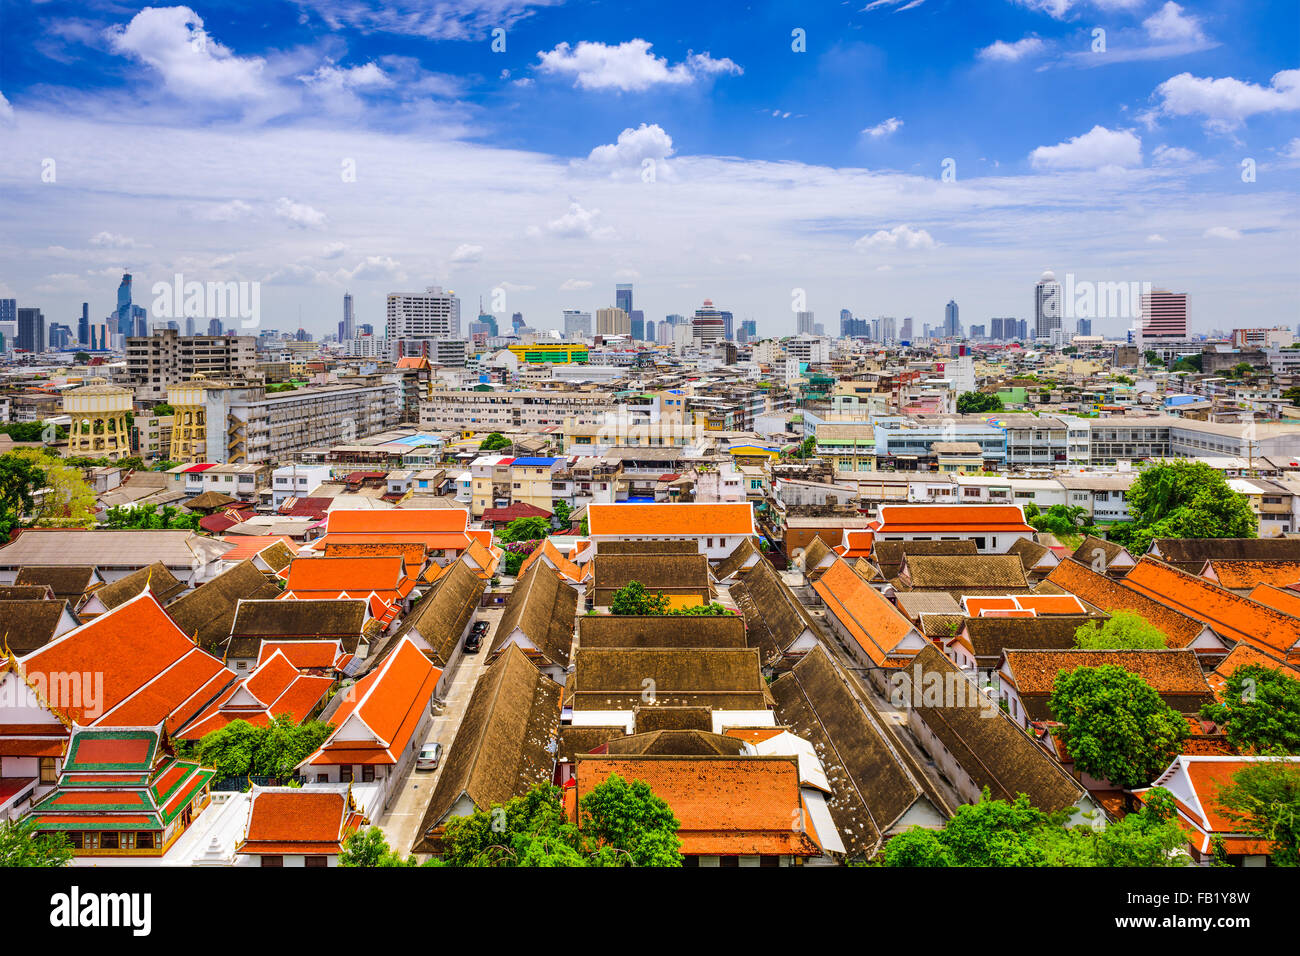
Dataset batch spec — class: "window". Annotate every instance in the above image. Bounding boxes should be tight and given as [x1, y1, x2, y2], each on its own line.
[39, 757, 57, 784]
[305, 856, 328, 868]
[261, 855, 283, 867]
[361, 764, 376, 783]
[339, 766, 354, 783]
[137, 832, 155, 850]
[67, 832, 84, 849]
[719, 855, 740, 868]
[317, 773, 329, 783]
[101, 832, 120, 850]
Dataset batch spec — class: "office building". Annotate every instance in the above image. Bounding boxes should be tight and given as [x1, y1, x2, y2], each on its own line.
[693, 300, 729, 346]
[387, 286, 464, 361]
[943, 300, 961, 338]
[615, 283, 633, 317]
[1140, 290, 1188, 341]
[644, 319, 656, 344]
[795, 311, 814, 335]
[1077, 318, 1093, 337]
[338, 291, 355, 343]
[125, 328, 257, 402]
[564, 310, 593, 338]
[899, 317, 913, 342]
[630, 310, 645, 341]
[596, 307, 630, 337]
[511, 312, 525, 333]
[78, 303, 89, 347]
[1035, 270, 1062, 339]
[17, 307, 45, 353]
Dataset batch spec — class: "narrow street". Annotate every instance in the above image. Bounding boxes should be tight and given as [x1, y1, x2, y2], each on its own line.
[377, 605, 503, 856]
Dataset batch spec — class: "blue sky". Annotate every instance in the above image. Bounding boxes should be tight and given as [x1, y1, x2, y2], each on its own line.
[1, 0, 1297, 337]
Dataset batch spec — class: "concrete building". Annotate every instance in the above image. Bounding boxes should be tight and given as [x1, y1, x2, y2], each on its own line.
[125, 329, 257, 402]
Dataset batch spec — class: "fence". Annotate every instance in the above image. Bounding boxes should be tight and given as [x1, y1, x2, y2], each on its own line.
[210, 774, 309, 792]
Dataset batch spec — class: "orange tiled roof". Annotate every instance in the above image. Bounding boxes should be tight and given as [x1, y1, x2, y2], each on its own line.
[841, 530, 875, 558]
[518, 539, 583, 583]
[1124, 557, 1300, 659]
[811, 558, 921, 667]
[1001, 648, 1213, 698]
[20, 592, 235, 732]
[586, 502, 754, 538]
[256, 640, 343, 670]
[875, 504, 1033, 534]
[238, 789, 362, 855]
[1207, 642, 1300, 694]
[219, 535, 297, 562]
[574, 755, 823, 857]
[1246, 583, 1300, 618]
[1045, 558, 1210, 650]
[325, 509, 468, 535]
[304, 637, 441, 767]
[284, 556, 413, 600]
[1203, 560, 1300, 590]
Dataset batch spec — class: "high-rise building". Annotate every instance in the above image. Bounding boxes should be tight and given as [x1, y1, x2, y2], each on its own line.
[900, 317, 913, 342]
[563, 310, 592, 338]
[596, 307, 630, 337]
[615, 284, 633, 317]
[944, 300, 961, 338]
[17, 308, 46, 353]
[78, 303, 90, 346]
[840, 310, 868, 337]
[1035, 270, 1062, 339]
[1077, 318, 1093, 337]
[185, 315, 196, 337]
[125, 328, 257, 402]
[339, 291, 355, 343]
[1139, 290, 1188, 341]
[656, 320, 674, 346]
[387, 286, 463, 360]
[644, 319, 655, 344]
[630, 310, 645, 341]
[795, 311, 814, 336]
[741, 319, 757, 340]
[879, 316, 897, 345]
[693, 300, 729, 346]
[990, 317, 1006, 340]
[0, 299, 14, 329]
[970, 324, 986, 339]
[208, 317, 224, 336]
[511, 312, 525, 333]
[48, 323, 73, 350]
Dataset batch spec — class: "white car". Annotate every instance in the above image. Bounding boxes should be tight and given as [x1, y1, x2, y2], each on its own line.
[415, 743, 442, 771]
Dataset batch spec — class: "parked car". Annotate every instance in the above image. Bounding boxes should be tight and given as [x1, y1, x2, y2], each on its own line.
[464, 631, 482, 654]
[416, 742, 442, 771]
[472, 620, 490, 636]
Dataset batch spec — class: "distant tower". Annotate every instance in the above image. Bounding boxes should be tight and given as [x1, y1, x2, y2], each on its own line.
[1035, 270, 1062, 339]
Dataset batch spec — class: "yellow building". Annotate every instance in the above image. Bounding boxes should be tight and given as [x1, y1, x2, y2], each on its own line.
[168, 378, 214, 463]
[506, 342, 589, 364]
[62, 379, 132, 460]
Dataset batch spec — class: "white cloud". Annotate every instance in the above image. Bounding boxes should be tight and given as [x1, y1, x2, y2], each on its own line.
[298, 62, 391, 93]
[1010, 0, 1073, 17]
[865, 0, 928, 10]
[1153, 70, 1300, 132]
[1151, 144, 1196, 165]
[559, 278, 592, 291]
[536, 39, 741, 92]
[321, 242, 348, 259]
[0, 92, 12, 123]
[862, 116, 903, 138]
[1204, 226, 1242, 240]
[1146, 234, 1168, 243]
[198, 199, 254, 222]
[274, 197, 327, 228]
[106, 6, 269, 102]
[586, 123, 674, 167]
[1030, 125, 1142, 170]
[292, 0, 560, 41]
[1283, 138, 1300, 160]
[89, 231, 137, 248]
[450, 243, 484, 263]
[1143, 2, 1204, 43]
[532, 202, 614, 240]
[853, 225, 937, 251]
[978, 37, 1045, 63]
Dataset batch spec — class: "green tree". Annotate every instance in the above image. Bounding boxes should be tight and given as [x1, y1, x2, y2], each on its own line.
[1283, 386, 1300, 406]
[1123, 461, 1257, 554]
[151, 402, 175, 416]
[0, 453, 47, 541]
[1215, 759, 1300, 866]
[499, 516, 552, 543]
[609, 581, 669, 616]
[1200, 665, 1300, 755]
[1025, 503, 1096, 539]
[10, 450, 95, 528]
[1143, 350, 1163, 367]
[339, 827, 418, 867]
[0, 817, 74, 867]
[552, 500, 571, 526]
[1049, 665, 1188, 788]
[1229, 361, 1255, 379]
[579, 773, 683, 866]
[195, 716, 333, 780]
[579, 516, 588, 536]
[478, 432, 512, 451]
[1172, 354, 1203, 374]
[73, 351, 90, 364]
[879, 827, 951, 866]
[1074, 610, 1168, 649]
[956, 391, 1004, 414]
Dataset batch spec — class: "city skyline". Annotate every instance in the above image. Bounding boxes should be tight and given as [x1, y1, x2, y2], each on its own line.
[1, 1, 1297, 338]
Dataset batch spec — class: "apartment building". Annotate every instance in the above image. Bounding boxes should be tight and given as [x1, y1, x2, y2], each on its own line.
[419, 389, 615, 431]
[200, 377, 402, 465]
[125, 329, 256, 402]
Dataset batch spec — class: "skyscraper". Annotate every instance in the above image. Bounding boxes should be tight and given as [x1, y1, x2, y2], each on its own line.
[880, 316, 897, 344]
[615, 283, 633, 316]
[208, 317, 224, 336]
[115, 273, 136, 339]
[630, 309, 645, 341]
[511, 312, 525, 333]
[740, 319, 757, 341]
[78, 302, 90, 347]
[899, 317, 913, 342]
[1035, 270, 1062, 339]
[644, 319, 655, 343]
[693, 300, 729, 345]
[795, 311, 814, 335]
[0, 299, 14, 328]
[944, 300, 961, 338]
[339, 291, 355, 343]
[17, 307, 45, 353]
[1077, 318, 1093, 337]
